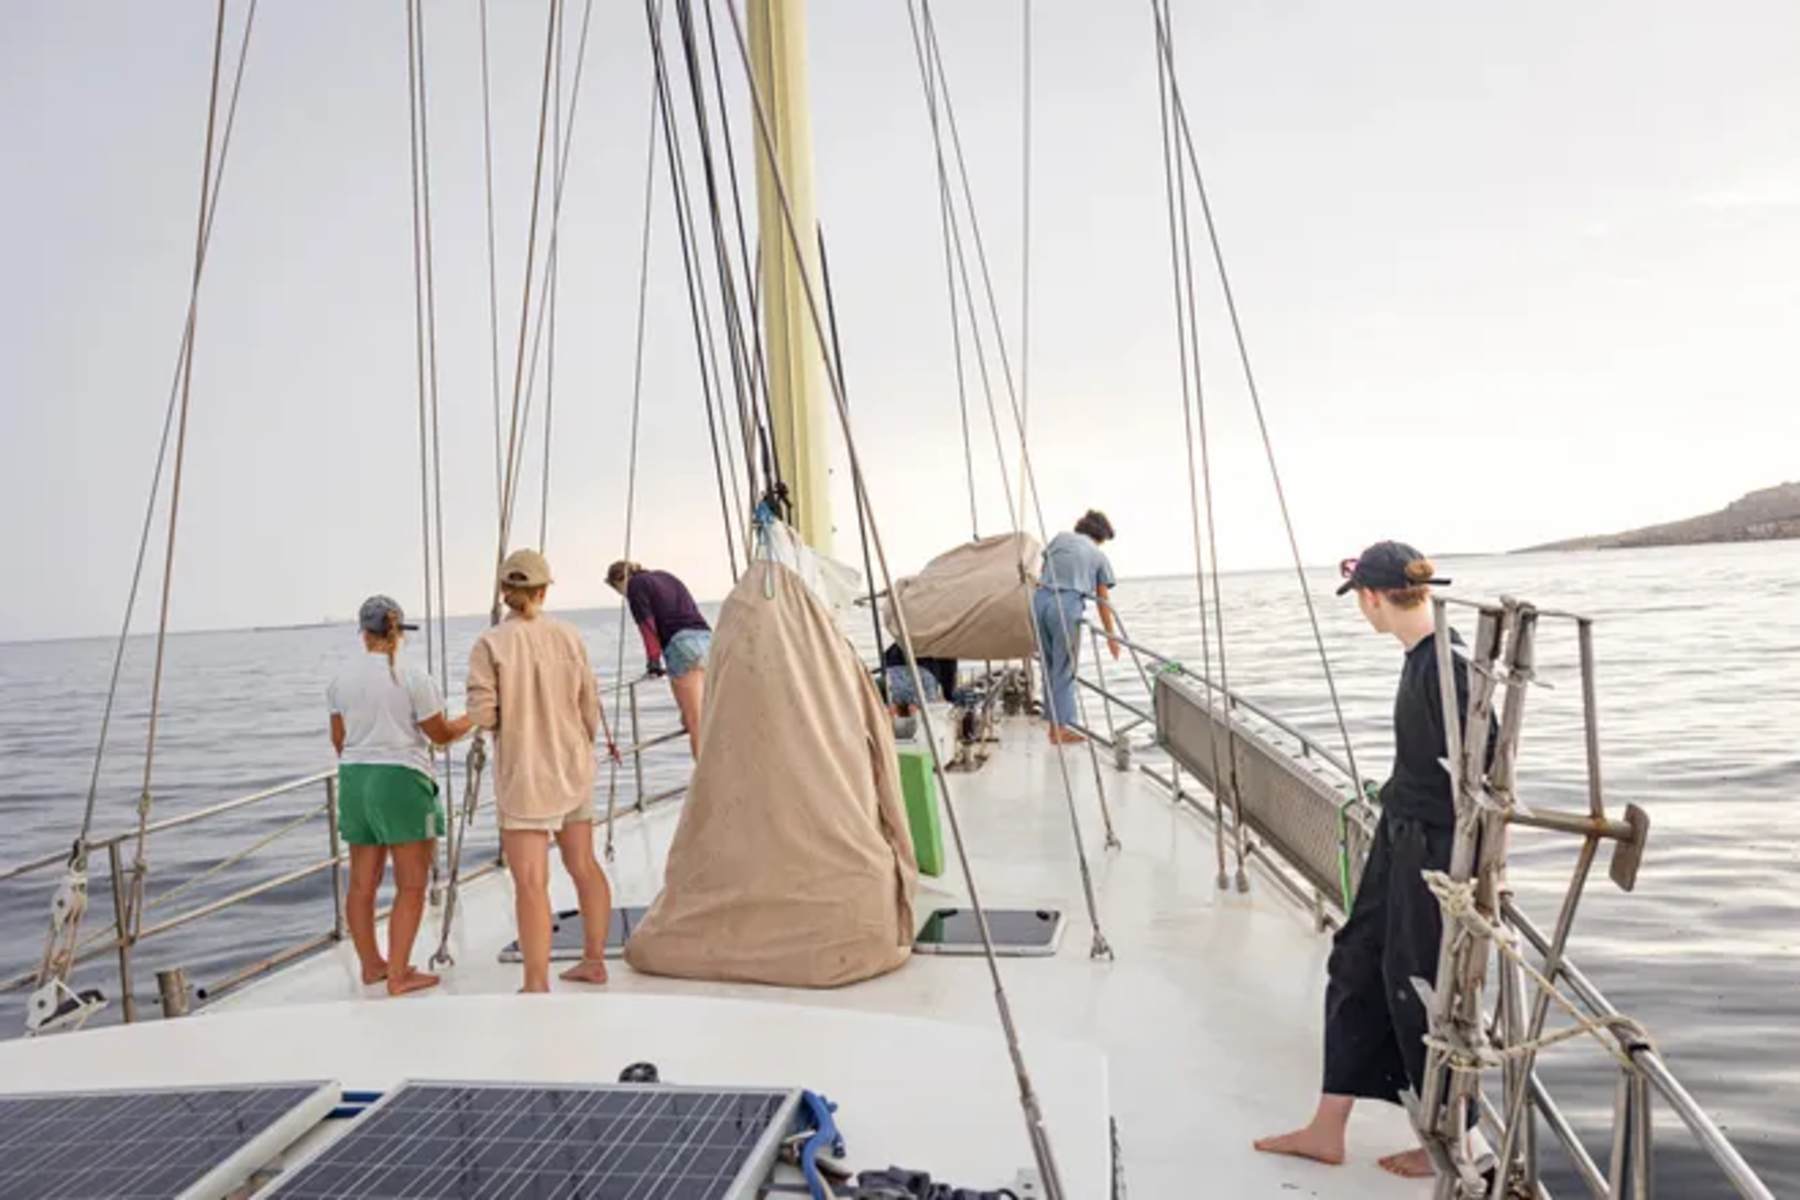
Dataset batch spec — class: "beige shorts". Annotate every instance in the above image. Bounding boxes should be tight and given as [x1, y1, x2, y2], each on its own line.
[497, 797, 597, 833]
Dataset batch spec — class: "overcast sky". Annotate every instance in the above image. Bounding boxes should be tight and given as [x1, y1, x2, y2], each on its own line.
[4, 1, 1797, 643]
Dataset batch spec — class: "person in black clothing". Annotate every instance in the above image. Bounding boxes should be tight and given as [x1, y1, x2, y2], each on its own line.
[1256, 540, 1473, 1180]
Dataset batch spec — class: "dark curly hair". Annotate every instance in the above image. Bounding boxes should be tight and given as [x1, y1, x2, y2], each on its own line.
[1073, 509, 1114, 543]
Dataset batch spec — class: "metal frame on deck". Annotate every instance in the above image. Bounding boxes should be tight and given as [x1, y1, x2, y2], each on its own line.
[1079, 618, 1773, 1200]
[0, 677, 687, 1025]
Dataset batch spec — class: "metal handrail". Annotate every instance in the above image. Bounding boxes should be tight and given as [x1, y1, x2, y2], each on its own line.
[0, 770, 336, 887]
[1079, 621, 1358, 781]
[1505, 898, 1775, 1199]
[1071, 630, 1775, 1199]
[3, 685, 692, 1026]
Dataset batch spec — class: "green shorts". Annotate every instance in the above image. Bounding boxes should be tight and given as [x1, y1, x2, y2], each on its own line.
[337, 764, 444, 847]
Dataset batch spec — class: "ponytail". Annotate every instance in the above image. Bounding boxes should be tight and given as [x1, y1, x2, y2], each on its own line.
[383, 611, 401, 683]
[1385, 558, 1438, 610]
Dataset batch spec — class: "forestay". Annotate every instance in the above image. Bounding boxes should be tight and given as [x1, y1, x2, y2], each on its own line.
[883, 532, 1042, 661]
[625, 560, 917, 988]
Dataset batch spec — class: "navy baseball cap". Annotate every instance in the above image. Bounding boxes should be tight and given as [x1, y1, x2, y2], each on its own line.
[1336, 541, 1450, 596]
[358, 595, 419, 635]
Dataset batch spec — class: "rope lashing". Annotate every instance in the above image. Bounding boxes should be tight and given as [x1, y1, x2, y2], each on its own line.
[1421, 872, 1655, 1074]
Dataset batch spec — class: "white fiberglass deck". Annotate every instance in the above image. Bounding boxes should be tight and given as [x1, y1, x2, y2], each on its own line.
[2, 719, 1426, 1197]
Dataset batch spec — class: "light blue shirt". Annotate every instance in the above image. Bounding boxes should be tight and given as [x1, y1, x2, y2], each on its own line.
[1038, 531, 1116, 599]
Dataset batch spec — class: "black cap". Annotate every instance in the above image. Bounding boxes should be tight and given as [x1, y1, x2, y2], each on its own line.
[1336, 541, 1450, 596]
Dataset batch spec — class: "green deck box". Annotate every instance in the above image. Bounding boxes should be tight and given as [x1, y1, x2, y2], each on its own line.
[896, 747, 945, 877]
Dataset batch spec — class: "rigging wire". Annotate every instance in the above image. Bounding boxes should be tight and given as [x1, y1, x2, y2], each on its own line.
[721, 5, 1067, 1192]
[906, 3, 1019, 535]
[500, 0, 597, 558]
[1015, 0, 1031, 539]
[698, 0, 782, 502]
[492, 0, 565, 597]
[1151, 0, 1231, 887]
[1148, 0, 1366, 798]
[604, 89, 664, 863]
[672, 0, 763, 524]
[125, 0, 234, 943]
[539, 11, 566, 553]
[815, 226, 887, 663]
[477, 0, 506, 517]
[910, 1, 1124, 866]
[72, 0, 260, 861]
[405, 0, 457, 872]
[915, 5, 979, 539]
[643, 0, 747, 580]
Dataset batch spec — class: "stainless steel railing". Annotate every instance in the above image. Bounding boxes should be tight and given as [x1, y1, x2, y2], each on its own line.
[0, 677, 689, 1026]
[1068, 622, 1776, 1200]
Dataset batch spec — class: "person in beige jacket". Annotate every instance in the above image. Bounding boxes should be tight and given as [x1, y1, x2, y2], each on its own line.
[467, 549, 613, 992]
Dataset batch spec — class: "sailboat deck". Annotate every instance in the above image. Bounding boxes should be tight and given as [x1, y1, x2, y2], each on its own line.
[217, 718, 1421, 1196]
[0, 719, 1424, 1196]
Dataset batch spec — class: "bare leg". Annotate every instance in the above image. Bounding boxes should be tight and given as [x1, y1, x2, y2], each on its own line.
[385, 840, 440, 996]
[346, 844, 389, 984]
[671, 669, 704, 758]
[555, 821, 613, 984]
[503, 829, 554, 993]
[1254, 1094, 1352, 1166]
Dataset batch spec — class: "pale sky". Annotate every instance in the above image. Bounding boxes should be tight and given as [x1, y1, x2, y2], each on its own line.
[4, 1, 1798, 643]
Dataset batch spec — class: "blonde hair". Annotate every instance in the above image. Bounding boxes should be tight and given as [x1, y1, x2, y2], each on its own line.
[1382, 558, 1438, 611]
[503, 585, 547, 616]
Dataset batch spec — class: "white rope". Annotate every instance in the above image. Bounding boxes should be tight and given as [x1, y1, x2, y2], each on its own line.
[1422, 872, 1654, 1074]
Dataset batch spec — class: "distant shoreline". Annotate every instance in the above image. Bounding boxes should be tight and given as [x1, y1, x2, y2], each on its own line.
[1514, 482, 1800, 554]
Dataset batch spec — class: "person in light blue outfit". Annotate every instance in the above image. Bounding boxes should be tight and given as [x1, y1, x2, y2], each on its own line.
[1033, 509, 1121, 744]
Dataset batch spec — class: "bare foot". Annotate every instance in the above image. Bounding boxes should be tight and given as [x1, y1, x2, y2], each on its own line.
[386, 969, 440, 997]
[1048, 728, 1086, 745]
[360, 962, 389, 986]
[559, 959, 610, 985]
[1253, 1126, 1346, 1166]
[1378, 1148, 1433, 1178]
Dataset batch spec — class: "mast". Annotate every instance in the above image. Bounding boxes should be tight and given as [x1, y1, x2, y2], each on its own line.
[748, 0, 832, 554]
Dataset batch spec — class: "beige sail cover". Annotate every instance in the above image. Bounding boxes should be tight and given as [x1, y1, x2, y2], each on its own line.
[624, 560, 917, 988]
[884, 532, 1042, 660]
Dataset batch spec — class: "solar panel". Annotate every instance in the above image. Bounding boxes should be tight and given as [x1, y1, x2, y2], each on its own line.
[265, 1081, 802, 1199]
[0, 1081, 338, 1200]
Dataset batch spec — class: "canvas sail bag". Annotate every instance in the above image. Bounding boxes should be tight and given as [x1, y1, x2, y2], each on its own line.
[883, 532, 1042, 661]
[624, 559, 918, 987]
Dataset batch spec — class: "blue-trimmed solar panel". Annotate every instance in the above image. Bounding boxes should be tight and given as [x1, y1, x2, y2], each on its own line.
[0, 1081, 339, 1200]
[266, 1081, 802, 1199]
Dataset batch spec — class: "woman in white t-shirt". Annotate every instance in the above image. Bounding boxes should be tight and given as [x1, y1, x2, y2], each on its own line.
[327, 596, 472, 996]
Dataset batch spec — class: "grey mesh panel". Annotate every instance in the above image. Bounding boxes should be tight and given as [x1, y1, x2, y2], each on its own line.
[1154, 673, 1374, 909]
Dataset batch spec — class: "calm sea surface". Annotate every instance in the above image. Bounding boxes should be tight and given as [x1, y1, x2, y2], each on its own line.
[2, 542, 1796, 1192]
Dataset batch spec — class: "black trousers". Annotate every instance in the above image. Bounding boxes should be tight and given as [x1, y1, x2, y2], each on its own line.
[1322, 812, 1454, 1104]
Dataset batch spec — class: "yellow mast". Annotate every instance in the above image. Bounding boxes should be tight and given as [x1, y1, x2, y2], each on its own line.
[748, 0, 832, 554]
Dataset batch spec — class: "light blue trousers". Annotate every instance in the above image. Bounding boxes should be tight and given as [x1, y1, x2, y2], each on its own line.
[1033, 587, 1085, 727]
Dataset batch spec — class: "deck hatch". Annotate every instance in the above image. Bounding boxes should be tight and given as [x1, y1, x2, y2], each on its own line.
[262, 1081, 800, 1200]
[912, 907, 1066, 956]
[0, 1081, 338, 1200]
[497, 905, 653, 962]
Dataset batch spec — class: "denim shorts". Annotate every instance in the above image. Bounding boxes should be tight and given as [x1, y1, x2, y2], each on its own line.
[885, 664, 944, 709]
[665, 628, 712, 678]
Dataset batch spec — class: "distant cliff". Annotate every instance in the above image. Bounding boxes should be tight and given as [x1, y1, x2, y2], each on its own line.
[1520, 482, 1800, 552]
